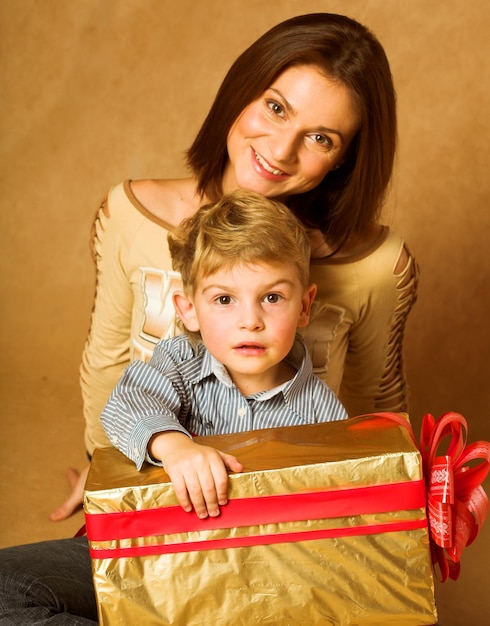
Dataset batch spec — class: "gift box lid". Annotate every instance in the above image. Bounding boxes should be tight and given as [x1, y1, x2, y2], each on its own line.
[85, 416, 423, 511]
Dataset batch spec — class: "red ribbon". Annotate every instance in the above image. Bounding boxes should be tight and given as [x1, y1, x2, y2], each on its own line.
[86, 480, 427, 560]
[86, 480, 426, 541]
[419, 412, 489, 581]
[354, 412, 490, 582]
[89, 519, 427, 560]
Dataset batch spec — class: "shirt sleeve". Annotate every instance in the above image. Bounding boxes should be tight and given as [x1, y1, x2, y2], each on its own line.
[100, 340, 193, 470]
[339, 238, 419, 417]
[79, 193, 134, 455]
[309, 376, 349, 423]
[305, 230, 419, 418]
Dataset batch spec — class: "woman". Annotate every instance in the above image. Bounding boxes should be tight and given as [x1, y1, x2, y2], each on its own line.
[1, 13, 418, 622]
[51, 12, 418, 523]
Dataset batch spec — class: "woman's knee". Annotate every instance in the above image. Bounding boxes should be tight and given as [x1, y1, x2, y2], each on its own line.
[0, 537, 97, 623]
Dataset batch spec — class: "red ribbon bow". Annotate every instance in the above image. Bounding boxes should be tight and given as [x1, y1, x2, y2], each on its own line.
[419, 411, 490, 581]
[356, 411, 489, 582]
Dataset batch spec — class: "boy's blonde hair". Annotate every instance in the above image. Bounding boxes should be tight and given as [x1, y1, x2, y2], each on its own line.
[168, 189, 311, 295]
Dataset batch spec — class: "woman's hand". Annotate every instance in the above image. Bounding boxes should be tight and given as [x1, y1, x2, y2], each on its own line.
[49, 463, 90, 521]
[149, 432, 243, 519]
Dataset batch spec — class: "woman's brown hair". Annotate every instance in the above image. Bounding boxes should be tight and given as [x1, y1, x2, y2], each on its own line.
[186, 13, 397, 249]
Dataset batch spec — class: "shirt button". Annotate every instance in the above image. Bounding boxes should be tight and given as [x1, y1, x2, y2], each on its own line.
[238, 406, 247, 417]
[133, 447, 140, 458]
[111, 436, 119, 445]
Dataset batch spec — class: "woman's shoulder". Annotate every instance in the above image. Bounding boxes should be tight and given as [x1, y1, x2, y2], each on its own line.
[310, 226, 418, 320]
[128, 178, 200, 228]
[104, 178, 199, 230]
[312, 226, 408, 267]
[310, 226, 416, 290]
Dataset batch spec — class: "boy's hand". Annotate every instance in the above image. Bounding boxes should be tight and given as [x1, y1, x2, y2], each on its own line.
[149, 431, 243, 519]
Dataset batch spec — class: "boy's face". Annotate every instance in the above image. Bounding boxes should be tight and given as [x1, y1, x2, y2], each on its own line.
[174, 261, 316, 394]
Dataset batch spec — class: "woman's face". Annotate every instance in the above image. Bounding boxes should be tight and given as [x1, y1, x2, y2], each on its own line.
[224, 64, 360, 201]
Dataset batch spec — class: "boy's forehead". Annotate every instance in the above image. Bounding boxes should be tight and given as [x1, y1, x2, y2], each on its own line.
[196, 260, 304, 289]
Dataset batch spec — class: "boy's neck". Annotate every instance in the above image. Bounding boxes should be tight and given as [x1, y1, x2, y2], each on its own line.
[230, 360, 296, 396]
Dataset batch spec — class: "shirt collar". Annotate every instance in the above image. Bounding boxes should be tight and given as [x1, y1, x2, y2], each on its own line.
[187, 346, 235, 387]
[195, 337, 314, 407]
[254, 337, 314, 407]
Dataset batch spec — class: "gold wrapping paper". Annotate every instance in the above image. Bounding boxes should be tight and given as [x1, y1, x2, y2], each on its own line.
[84, 418, 437, 625]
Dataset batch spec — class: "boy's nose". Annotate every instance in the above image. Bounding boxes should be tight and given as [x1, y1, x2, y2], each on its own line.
[238, 304, 264, 330]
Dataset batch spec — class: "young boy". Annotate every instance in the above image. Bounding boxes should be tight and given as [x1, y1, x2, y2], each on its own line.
[100, 190, 347, 521]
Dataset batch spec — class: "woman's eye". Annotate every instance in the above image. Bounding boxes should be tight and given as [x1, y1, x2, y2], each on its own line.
[264, 293, 282, 304]
[266, 100, 285, 117]
[309, 133, 333, 149]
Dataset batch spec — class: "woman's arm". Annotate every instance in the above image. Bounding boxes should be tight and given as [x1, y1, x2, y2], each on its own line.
[305, 230, 419, 417]
[80, 194, 134, 455]
[340, 240, 419, 416]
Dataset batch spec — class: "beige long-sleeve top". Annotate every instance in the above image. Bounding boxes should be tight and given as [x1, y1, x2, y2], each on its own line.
[80, 180, 418, 454]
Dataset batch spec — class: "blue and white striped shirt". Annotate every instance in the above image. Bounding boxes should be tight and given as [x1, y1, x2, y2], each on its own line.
[101, 334, 347, 470]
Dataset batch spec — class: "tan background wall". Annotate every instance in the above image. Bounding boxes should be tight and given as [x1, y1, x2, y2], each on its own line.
[1, 1, 489, 623]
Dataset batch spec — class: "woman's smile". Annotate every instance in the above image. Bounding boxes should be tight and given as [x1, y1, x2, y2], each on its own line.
[252, 148, 290, 178]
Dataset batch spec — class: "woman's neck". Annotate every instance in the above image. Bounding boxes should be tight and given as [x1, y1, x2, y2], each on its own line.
[308, 222, 383, 259]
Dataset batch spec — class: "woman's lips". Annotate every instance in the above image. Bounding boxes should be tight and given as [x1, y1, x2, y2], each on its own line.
[252, 149, 289, 178]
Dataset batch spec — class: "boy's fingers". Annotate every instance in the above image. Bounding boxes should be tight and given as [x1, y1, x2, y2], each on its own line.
[209, 461, 230, 508]
[170, 472, 194, 514]
[220, 452, 243, 474]
[184, 465, 224, 518]
[195, 464, 223, 517]
[173, 468, 216, 519]
[166, 446, 238, 519]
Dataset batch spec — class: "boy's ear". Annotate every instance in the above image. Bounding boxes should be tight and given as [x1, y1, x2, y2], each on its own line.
[297, 283, 317, 329]
[173, 291, 200, 332]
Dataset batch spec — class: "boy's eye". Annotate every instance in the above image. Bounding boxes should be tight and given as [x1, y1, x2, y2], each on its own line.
[216, 295, 233, 305]
[264, 293, 282, 304]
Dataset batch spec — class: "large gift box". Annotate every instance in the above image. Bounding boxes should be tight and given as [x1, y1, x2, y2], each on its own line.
[84, 415, 438, 625]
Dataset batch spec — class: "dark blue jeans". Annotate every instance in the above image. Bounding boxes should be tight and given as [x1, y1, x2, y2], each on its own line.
[0, 536, 97, 625]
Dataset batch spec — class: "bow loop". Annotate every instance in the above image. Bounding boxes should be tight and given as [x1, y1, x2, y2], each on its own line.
[354, 411, 489, 582]
[420, 412, 489, 581]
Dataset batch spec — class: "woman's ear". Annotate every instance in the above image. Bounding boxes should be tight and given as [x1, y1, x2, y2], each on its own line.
[173, 291, 200, 332]
[297, 283, 317, 329]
